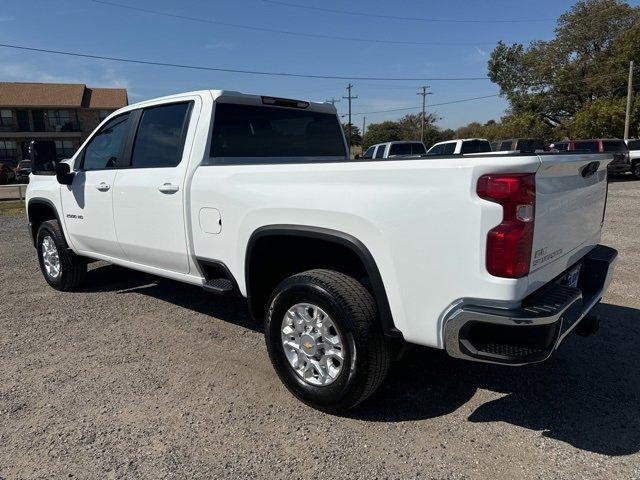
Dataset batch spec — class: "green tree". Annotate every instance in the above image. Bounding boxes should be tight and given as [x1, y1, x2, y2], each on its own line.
[488, 0, 639, 128]
[342, 123, 362, 146]
[362, 121, 404, 147]
[570, 93, 640, 138]
[396, 113, 439, 140]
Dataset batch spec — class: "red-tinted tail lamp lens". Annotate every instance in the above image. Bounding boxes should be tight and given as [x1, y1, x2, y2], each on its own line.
[477, 173, 536, 278]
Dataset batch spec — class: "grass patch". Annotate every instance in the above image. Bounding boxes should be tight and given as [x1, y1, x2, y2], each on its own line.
[0, 201, 25, 216]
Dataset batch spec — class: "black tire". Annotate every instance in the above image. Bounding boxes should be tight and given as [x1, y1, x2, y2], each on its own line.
[632, 162, 640, 180]
[36, 219, 86, 291]
[265, 269, 390, 412]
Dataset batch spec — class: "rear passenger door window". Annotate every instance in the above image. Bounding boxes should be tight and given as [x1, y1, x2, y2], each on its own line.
[130, 102, 191, 168]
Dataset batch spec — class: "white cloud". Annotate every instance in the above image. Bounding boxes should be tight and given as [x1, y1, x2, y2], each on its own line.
[0, 61, 132, 90]
[475, 46, 487, 57]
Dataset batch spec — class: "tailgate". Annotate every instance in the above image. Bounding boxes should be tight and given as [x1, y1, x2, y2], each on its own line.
[531, 153, 611, 274]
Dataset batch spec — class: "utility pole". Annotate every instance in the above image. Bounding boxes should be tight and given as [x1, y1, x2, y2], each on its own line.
[343, 84, 358, 156]
[362, 116, 366, 147]
[325, 97, 340, 106]
[417, 86, 432, 143]
[624, 60, 634, 140]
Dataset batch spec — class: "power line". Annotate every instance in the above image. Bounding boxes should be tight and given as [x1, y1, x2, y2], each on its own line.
[346, 66, 640, 116]
[347, 94, 500, 116]
[261, 0, 555, 23]
[89, 0, 512, 47]
[0, 43, 491, 82]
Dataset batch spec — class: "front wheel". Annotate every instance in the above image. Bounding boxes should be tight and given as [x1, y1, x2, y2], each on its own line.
[632, 162, 640, 180]
[36, 220, 87, 291]
[265, 269, 390, 412]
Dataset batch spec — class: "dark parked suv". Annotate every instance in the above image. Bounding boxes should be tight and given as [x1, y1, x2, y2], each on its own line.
[568, 139, 630, 175]
[15, 160, 32, 183]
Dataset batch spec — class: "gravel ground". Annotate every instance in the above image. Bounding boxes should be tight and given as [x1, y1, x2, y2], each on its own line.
[1, 179, 639, 479]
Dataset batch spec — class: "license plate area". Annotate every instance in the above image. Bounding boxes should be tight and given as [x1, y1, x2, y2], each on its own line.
[563, 265, 581, 289]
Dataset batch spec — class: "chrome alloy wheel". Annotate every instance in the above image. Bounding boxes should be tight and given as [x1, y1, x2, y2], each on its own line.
[281, 303, 346, 386]
[41, 236, 61, 279]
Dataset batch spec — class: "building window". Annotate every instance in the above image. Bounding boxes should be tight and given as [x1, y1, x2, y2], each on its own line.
[47, 110, 77, 132]
[55, 140, 77, 159]
[0, 110, 14, 129]
[0, 140, 17, 160]
[98, 110, 112, 121]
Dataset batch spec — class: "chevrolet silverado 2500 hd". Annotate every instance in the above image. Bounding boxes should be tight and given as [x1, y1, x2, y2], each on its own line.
[26, 90, 618, 412]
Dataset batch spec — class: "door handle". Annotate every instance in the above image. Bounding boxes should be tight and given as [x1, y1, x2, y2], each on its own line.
[96, 182, 110, 192]
[158, 183, 179, 194]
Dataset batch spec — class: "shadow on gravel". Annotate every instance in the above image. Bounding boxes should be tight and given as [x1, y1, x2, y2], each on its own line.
[80, 263, 640, 455]
[351, 302, 640, 456]
[608, 174, 638, 182]
[81, 263, 260, 333]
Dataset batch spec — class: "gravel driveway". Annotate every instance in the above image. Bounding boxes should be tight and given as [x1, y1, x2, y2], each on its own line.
[1, 179, 639, 479]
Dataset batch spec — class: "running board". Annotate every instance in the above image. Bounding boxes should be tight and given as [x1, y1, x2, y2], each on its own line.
[203, 278, 234, 295]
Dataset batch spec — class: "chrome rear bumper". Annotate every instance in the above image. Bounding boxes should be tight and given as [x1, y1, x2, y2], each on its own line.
[443, 245, 618, 365]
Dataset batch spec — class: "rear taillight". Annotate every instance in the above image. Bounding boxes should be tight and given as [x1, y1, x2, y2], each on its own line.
[477, 173, 536, 278]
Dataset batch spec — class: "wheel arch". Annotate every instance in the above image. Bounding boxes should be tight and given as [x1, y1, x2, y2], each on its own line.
[27, 198, 63, 247]
[244, 225, 401, 339]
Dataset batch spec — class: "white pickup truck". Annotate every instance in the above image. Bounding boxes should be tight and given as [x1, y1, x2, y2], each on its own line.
[26, 90, 618, 412]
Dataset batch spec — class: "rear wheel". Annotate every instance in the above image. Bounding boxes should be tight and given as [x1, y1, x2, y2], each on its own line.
[632, 162, 640, 180]
[265, 269, 390, 412]
[36, 220, 86, 291]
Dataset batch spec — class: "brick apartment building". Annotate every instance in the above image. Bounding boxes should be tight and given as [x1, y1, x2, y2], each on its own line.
[0, 82, 128, 165]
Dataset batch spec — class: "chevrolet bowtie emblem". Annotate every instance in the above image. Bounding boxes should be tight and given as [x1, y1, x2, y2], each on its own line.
[303, 341, 314, 349]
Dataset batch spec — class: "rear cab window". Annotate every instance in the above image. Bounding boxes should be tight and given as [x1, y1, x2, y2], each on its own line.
[388, 143, 412, 156]
[411, 143, 426, 155]
[602, 140, 628, 152]
[210, 103, 346, 163]
[516, 139, 544, 152]
[461, 140, 491, 154]
[572, 141, 600, 153]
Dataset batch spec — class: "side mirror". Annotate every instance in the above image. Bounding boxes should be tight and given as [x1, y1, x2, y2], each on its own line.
[30, 140, 57, 175]
[56, 162, 74, 185]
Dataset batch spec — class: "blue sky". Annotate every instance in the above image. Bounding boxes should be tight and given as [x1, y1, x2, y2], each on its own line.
[0, 0, 637, 129]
